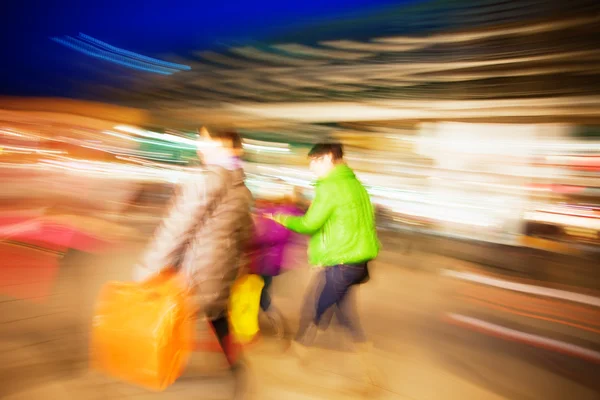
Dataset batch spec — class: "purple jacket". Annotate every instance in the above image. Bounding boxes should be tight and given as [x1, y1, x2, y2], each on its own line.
[251, 204, 303, 276]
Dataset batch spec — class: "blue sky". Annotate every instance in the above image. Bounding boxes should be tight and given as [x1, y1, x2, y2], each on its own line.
[0, 0, 414, 98]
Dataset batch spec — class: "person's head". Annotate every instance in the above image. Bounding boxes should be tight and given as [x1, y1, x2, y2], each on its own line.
[197, 126, 242, 164]
[308, 142, 344, 178]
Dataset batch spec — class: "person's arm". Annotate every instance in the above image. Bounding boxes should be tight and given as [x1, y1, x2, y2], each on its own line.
[133, 171, 226, 282]
[273, 187, 333, 235]
[237, 209, 256, 277]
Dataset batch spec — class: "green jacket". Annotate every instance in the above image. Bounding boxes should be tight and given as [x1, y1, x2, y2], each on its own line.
[275, 164, 380, 267]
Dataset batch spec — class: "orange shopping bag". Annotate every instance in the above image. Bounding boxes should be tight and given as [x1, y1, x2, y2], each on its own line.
[90, 269, 193, 391]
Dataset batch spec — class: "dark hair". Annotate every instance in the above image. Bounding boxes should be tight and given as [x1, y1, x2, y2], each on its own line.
[200, 126, 243, 150]
[308, 142, 344, 161]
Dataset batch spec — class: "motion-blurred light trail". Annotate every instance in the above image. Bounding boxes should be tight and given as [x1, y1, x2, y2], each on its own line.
[51, 34, 190, 75]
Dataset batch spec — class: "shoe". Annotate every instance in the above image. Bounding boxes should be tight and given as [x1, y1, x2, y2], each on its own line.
[265, 308, 285, 339]
[302, 321, 318, 345]
[230, 360, 250, 399]
[288, 340, 311, 367]
[288, 340, 308, 356]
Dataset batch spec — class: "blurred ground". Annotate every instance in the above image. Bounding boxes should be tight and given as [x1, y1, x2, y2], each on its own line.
[0, 234, 598, 400]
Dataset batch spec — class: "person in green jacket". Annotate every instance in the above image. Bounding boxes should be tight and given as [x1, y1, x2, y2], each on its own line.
[271, 142, 380, 382]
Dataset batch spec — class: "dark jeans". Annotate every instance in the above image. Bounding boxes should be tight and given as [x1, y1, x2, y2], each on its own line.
[208, 314, 238, 367]
[259, 275, 273, 312]
[207, 314, 246, 397]
[297, 263, 368, 344]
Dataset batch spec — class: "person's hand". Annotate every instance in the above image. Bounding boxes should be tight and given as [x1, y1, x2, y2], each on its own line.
[269, 213, 287, 225]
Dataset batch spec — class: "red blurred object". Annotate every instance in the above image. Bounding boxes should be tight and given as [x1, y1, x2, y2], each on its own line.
[0, 242, 60, 302]
[0, 215, 116, 253]
[0, 214, 121, 302]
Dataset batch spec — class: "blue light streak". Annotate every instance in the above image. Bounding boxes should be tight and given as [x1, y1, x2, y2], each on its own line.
[77, 33, 191, 71]
[51, 34, 191, 75]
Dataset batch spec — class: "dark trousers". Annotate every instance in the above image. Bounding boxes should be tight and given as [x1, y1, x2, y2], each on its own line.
[208, 314, 238, 367]
[296, 263, 368, 344]
[314, 263, 368, 342]
[207, 314, 246, 397]
[259, 275, 273, 312]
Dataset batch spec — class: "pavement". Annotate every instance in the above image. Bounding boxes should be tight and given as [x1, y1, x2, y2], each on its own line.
[1, 236, 599, 400]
